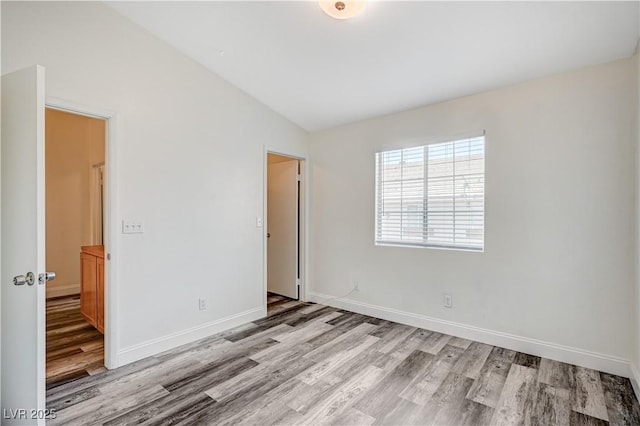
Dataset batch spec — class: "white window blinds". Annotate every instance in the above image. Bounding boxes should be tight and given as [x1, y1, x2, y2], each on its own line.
[375, 136, 485, 251]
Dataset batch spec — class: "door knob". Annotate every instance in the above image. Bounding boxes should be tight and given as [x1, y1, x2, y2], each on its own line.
[13, 272, 35, 286]
[267, 233, 271, 238]
[39, 272, 56, 285]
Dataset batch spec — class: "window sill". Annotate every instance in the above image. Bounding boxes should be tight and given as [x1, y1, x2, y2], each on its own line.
[374, 241, 484, 253]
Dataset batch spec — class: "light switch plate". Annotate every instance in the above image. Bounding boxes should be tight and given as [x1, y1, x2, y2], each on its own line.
[123, 220, 144, 234]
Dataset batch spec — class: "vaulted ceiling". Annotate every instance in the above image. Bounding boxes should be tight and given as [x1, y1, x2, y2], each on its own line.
[108, 1, 639, 131]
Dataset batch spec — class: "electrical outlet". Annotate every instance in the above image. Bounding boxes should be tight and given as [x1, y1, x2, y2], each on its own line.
[198, 298, 207, 311]
[443, 294, 453, 308]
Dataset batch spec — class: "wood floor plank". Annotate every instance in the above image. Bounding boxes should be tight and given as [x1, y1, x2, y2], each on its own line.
[399, 345, 463, 406]
[420, 331, 452, 355]
[206, 351, 315, 405]
[190, 325, 288, 366]
[103, 390, 216, 426]
[389, 328, 434, 361]
[569, 410, 609, 426]
[298, 303, 327, 315]
[285, 306, 342, 327]
[301, 364, 384, 424]
[184, 357, 317, 425]
[266, 299, 302, 316]
[46, 349, 104, 378]
[491, 364, 538, 425]
[79, 339, 105, 353]
[45, 370, 91, 393]
[465, 345, 513, 408]
[297, 334, 379, 385]
[514, 351, 541, 369]
[538, 358, 572, 389]
[448, 336, 473, 350]
[600, 372, 640, 425]
[424, 372, 476, 425]
[47, 385, 102, 412]
[323, 347, 389, 385]
[273, 317, 335, 344]
[225, 311, 300, 342]
[234, 399, 303, 426]
[530, 382, 571, 425]
[285, 379, 334, 414]
[235, 403, 303, 426]
[453, 399, 496, 425]
[46, 356, 160, 401]
[98, 356, 205, 396]
[152, 331, 236, 363]
[367, 320, 398, 338]
[489, 346, 517, 363]
[304, 322, 378, 362]
[374, 323, 417, 354]
[450, 341, 493, 379]
[353, 349, 433, 418]
[205, 362, 273, 401]
[51, 384, 169, 426]
[329, 407, 376, 426]
[377, 397, 427, 425]
[86, 363, 107, 376]
[142, 397, 218, 426]
[162, 356, 260, 395]
[46, 346, 84, 362]
[570, 365, 609, 421]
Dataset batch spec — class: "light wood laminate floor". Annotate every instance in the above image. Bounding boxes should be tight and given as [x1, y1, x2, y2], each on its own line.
[46, 297, 640, 425]
[46, 295, 105, 389]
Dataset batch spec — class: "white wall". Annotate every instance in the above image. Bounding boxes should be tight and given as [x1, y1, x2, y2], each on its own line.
[309, 58, 636, 373]
[1, 1, 307, 362]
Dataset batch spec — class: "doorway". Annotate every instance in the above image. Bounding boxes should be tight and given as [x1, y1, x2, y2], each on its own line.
[266, 153, 304, 314]
[44, 108, 107, 388]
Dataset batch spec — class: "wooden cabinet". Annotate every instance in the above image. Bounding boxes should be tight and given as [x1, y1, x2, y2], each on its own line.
[80, 245, 104, 333]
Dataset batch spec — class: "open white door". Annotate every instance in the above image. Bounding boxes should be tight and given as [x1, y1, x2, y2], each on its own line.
[267, 158, 299, 299]
[1, 66, 47, 425]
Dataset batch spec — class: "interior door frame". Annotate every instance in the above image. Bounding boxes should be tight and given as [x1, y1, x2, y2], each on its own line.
[46, 97, 120, 369]
[263, 147, 308, 310]
[90, 162, 105, 246]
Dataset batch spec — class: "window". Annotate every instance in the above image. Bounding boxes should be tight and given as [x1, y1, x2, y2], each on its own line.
[375, 135, 485, 251]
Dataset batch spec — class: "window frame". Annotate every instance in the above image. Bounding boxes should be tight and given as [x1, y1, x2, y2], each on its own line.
[374, 134, 486, 252]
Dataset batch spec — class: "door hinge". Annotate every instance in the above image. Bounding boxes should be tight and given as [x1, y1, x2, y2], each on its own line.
[296, 174, 301, 182]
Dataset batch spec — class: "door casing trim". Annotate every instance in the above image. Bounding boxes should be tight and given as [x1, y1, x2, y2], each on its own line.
[263, 147, 308, 309]
[46, 97, 120, 369]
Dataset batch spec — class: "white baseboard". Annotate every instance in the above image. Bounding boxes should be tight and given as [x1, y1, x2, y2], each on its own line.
[46, 283, 80, 299]
[309, 292, 632, 378]
[116, 306, 266, 367]
[631, 363, 640, 402]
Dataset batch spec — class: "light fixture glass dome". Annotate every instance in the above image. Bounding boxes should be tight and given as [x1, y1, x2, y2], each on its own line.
[319, 1, 365, 20]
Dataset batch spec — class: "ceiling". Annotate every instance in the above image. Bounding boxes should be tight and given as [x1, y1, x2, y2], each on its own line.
[108, 1, 639, 132]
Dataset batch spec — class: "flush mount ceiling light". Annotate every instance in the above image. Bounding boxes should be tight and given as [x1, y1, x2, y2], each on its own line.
[319, 1, 365, 20]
